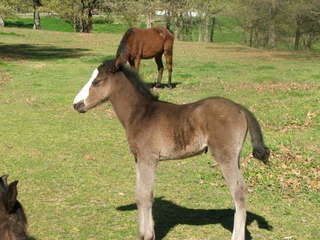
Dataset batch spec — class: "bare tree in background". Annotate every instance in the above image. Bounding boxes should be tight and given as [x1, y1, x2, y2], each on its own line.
[33, 0, 42, 29]
[0, 0, 17, 27]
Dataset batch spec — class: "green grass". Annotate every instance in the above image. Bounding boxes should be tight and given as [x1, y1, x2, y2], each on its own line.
[5, 16, 74, 32]
[5, 16, 130, 34]
[0, 27, 319, 240]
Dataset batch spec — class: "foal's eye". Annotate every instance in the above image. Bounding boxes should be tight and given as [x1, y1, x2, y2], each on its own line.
[92, 80, 102, 87]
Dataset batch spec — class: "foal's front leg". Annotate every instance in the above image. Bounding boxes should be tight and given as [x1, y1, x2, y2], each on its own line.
[136, 160, 156, 240]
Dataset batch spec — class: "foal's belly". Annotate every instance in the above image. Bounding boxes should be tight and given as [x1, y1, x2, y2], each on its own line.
[157, 136, 208, 161]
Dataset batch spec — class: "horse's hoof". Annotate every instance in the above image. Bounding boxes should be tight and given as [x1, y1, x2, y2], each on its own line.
[167, 84, 174, 89]
[154, 83, 162, 88]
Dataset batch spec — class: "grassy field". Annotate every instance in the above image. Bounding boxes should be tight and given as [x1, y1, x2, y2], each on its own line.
[0, 26, 319, 240]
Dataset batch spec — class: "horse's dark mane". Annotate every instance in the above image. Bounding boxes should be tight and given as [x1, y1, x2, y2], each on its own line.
[120, 65, 159, 101]
[116, 28, 133, 61]
[101, 60, 159, 101]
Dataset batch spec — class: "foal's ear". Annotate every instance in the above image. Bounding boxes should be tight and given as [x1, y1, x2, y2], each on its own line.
[7, 180, 19, 210]
[0, 175, 8, 191]
[0, 175, 9, 187]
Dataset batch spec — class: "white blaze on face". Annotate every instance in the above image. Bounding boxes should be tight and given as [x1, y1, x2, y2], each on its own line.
[73, 68, 99, 104]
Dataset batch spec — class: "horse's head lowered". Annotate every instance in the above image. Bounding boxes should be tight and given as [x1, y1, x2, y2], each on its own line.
[73, 60, 120, 113]
[0, 175, 28, 240]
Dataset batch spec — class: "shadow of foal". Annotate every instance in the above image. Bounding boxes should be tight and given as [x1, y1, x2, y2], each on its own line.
[0, 175, 29, 240]
[117, 197, 273, 240]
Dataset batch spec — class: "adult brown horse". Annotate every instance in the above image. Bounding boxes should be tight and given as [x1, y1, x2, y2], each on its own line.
[115, 27, 174, 88]
[0, 175, 28, 240]
[73, 60, 270, 240]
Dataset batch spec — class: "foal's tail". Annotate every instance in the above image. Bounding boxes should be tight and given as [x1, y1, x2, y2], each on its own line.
[243, 108, 270, 164]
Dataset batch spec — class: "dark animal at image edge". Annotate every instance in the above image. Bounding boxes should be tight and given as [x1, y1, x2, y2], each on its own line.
[115, 27, 174, 88]
[73, 59, 270, 240]
[0, 175, 28, 240]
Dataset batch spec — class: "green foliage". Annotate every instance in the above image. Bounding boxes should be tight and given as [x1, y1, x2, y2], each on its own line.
[232, 0, 320, 49]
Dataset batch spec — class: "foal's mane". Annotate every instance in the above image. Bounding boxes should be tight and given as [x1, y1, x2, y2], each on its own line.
[102, 60, 159, 101]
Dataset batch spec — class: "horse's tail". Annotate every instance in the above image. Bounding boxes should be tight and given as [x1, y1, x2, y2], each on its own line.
[116, 28, 133, 65]
[243, 107, 270, 164]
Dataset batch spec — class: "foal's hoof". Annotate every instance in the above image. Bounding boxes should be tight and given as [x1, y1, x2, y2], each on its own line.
[139, 233, 155, 240]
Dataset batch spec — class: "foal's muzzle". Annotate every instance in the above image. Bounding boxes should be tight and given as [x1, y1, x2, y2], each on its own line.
[73, 101, 86, 113]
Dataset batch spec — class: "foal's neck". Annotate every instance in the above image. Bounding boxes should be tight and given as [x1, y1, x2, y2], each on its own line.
[109, 74, 152, 129]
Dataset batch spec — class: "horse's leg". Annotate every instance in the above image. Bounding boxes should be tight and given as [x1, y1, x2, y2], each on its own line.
[134, 57, 141, 72]
[164, 42, 173, 88]
[129, 58, 135, 68]
[211, 146, 246, 240]
[136, 159, 156, 240]
[154, 54, 164, 88]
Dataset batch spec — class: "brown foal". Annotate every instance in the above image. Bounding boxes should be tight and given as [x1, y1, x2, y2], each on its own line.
[115, 27, 174, 88]
[0, 175, 28, 240]
[73, 60, 270, 240]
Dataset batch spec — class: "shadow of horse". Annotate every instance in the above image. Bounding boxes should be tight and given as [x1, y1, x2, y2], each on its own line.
[117, 197, 273, 240]
[145, 82, 182, 89]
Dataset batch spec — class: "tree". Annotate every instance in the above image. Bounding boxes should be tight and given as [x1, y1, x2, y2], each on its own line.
[0, 0, 17, 27]
[33, 0, 42, 29]
[290, 0, 320, 49]
[193, 0, 225, 42]
[47, 0, 100, 32]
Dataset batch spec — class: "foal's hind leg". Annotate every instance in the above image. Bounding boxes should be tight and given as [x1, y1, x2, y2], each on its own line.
[154, 54, 164, 88]
[218, 156, 246, 240]
[209, 136, 247, 240]
[135, 159, 156, 240]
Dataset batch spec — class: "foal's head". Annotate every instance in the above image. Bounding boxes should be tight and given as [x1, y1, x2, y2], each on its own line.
[73, 60, 121, 113]
[0, 175, 28, 240]
[73, 59, 157, 113]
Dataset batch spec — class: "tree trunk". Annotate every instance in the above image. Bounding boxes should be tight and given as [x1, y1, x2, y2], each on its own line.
[294, 26, 301, 50]
[165, 10, 172, 31]
[86, 8, 93, 32]
[0, 16, 4, 27]
[268, 0, 276, 48]
[204, 14, 210, 42]
[249, 26, 254, 47]
[268, 21, 276, 48]
[198, 16, 204, 42]
[146, 11, 152, 28]
[306, 33, 314, 50]
[198, 23, 202, 41]
[33, 5, 41, 30]
[207, 16, 215, 42]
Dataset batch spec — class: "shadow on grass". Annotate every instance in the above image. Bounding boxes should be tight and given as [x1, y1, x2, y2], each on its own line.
[5, 20, 33, 29]
[0, 43, 89, 60]
[145, 82, 182, 89]
[27, 236, 37, 240]
[117, 197, 273, 240]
